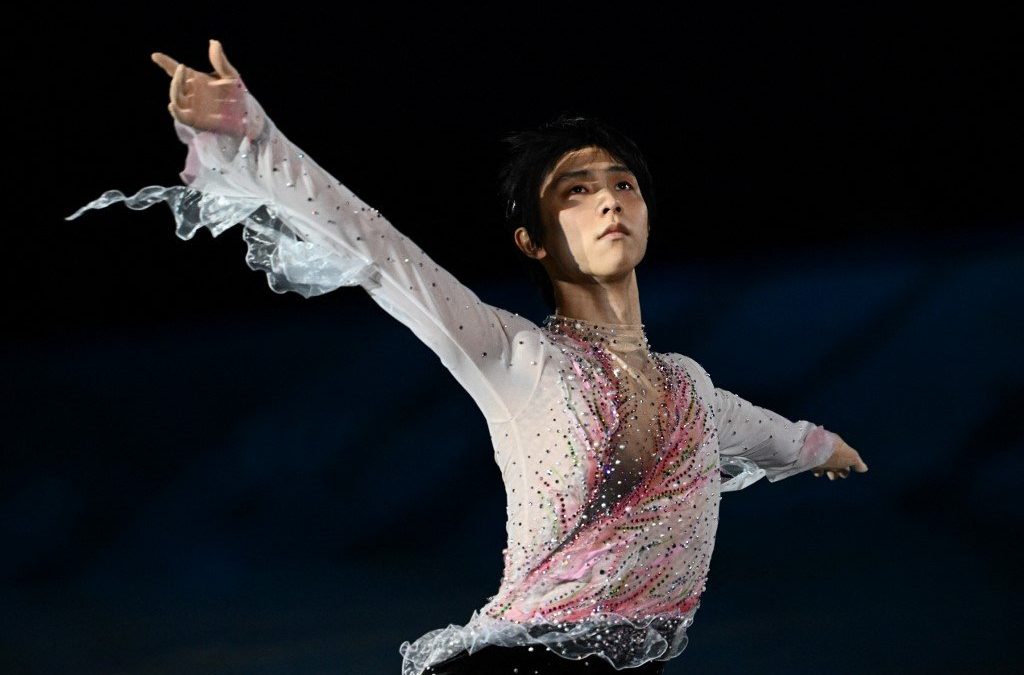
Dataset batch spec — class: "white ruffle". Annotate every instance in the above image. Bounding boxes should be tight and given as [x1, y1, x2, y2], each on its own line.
[65, 183, 378, 298]
[719, 455, 767, 492]
[399, 608, 697, 675]
[66, 107, 379, 298]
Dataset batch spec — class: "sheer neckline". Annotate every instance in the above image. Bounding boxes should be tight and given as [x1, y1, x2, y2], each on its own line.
[542, 312, 650, 354]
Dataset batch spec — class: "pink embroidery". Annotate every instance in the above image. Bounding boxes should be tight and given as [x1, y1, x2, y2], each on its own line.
[495, 324, 718, 623]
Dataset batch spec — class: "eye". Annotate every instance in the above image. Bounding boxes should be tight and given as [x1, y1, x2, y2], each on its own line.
[569, 185, 588, 194]
[617, 180, 634, 190]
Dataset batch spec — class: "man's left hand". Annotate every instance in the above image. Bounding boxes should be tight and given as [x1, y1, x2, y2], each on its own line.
[812, 437, 869, 480]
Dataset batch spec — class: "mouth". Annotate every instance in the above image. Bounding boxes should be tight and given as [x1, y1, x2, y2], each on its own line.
[600, 223, 630, 239]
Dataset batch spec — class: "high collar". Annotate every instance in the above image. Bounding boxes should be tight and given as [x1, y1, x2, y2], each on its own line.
[543, 312, 650, 354]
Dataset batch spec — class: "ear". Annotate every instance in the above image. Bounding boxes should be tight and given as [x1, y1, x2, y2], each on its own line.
[514, 226, 547, 260]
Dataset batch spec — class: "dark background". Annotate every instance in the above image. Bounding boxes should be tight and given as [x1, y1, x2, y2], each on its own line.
[3, 3, 1022, 673]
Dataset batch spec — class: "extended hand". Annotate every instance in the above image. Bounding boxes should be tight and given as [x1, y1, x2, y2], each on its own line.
[812, 437, 868, 481]
[150, 39, 263, 139]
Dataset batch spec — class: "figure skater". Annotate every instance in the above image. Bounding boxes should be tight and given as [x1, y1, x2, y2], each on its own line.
[66, 40, 868, 675]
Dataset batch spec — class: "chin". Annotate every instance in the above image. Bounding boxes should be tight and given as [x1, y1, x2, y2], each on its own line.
[597, 263, 640, 279]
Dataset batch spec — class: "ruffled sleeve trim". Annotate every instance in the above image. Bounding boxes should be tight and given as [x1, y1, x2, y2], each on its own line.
[66, 113, 379, 298]
[719, 455, 767, 492]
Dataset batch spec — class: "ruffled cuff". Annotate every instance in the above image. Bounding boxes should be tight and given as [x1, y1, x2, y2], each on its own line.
[719, 455, 767, 492]
[719, 425, 839, 491]
[66, 99, 378, 298]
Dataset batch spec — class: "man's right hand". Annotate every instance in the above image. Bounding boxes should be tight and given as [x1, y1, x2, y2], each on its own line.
[151, 39, 264, 140]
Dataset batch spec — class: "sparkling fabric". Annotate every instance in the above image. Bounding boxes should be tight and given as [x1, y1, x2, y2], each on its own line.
[66, 84, 839, 674]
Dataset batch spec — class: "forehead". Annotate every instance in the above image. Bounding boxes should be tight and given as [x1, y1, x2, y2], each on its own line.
[549, 146, 620, 173]
[540, 146, 629, 196]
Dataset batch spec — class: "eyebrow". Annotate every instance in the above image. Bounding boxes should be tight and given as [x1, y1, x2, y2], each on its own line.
[551, 165, 635, 188]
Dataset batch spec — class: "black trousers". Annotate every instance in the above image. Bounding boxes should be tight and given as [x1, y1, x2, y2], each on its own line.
[424, 643, 668, 674]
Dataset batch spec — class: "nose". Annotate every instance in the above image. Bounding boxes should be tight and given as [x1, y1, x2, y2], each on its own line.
[599, 189, 623, 215]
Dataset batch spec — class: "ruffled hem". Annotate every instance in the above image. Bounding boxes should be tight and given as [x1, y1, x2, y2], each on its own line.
[399, 608, 697, 675]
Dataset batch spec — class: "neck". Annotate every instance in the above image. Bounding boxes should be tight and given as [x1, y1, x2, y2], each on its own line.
[548, 269, 643, 327]
[543, 312, 650, 354]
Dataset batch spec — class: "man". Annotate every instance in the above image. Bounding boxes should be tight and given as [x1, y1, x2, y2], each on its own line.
[70, 39, 867, 675]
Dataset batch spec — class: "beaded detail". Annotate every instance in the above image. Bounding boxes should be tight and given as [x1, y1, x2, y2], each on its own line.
[401, 313, 722, 673]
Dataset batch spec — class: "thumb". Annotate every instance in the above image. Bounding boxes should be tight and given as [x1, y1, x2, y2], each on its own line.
[209, 39, 240, 80]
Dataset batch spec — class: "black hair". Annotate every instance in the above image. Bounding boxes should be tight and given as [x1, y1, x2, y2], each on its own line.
[497, 113, 656, 313]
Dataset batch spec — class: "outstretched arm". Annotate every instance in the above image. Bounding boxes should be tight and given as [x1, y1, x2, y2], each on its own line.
[712, 386, 842, 482]
[67, 40, 542, 424]
[676, 355, 867, 491]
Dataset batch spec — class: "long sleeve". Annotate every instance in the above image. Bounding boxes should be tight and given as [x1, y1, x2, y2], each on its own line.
[675, 355, 839, 491]
[66, 87, 541, 424]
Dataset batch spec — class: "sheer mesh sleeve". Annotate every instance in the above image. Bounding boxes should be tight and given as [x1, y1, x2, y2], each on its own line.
[65, 86, 541, 424]
[674, 355, 839, 491]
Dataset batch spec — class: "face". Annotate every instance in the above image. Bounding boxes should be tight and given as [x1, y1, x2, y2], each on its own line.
[519, 145, 649, 284]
